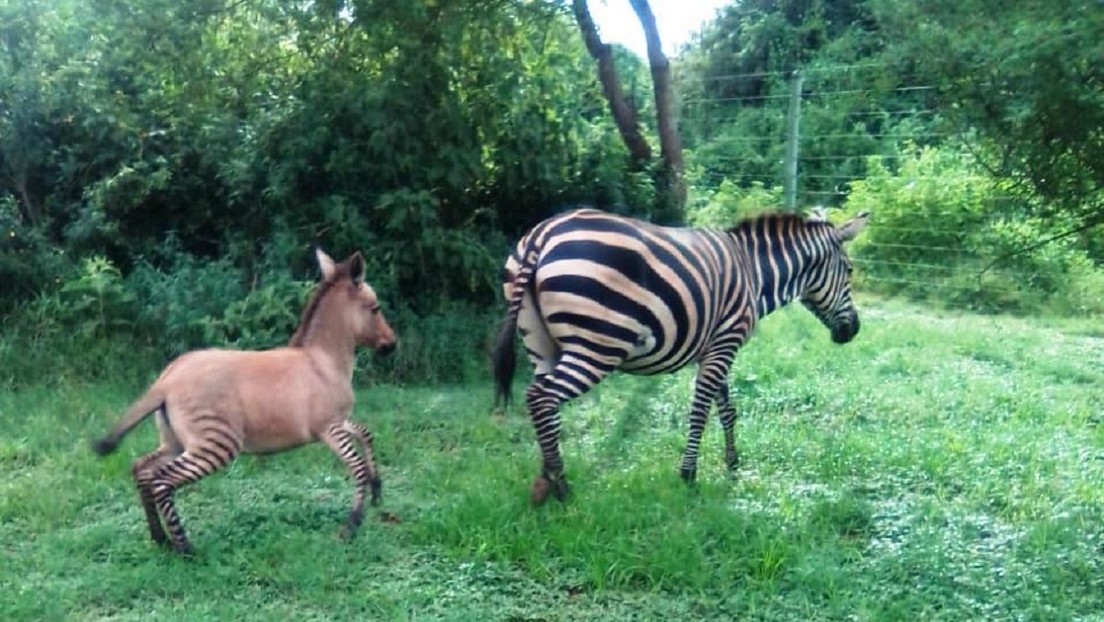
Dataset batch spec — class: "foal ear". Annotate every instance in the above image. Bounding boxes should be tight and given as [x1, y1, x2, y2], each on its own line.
[347, 252, 366, 285]
[315, 248, 337, 281]
[837, 211, 870, 243]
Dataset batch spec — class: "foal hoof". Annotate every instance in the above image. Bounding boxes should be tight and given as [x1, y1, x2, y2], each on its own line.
[339, 522, 362, 541]
[530, 476, 552, 506]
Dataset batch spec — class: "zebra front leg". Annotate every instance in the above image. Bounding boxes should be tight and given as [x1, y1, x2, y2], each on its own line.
[321, 422, 373, 540]
[681, 354, 734, 484]
[343, 420, 382, 506]
[716, 384, 740, 472]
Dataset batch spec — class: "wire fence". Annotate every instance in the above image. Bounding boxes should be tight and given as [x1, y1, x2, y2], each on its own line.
[678, 62, 1093, 310]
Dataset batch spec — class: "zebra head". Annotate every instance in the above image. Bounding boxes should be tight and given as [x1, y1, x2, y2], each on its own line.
[800, 211, 869, 344]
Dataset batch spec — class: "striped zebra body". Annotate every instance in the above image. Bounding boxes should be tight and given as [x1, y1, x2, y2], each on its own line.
[493, 208, 868, 504]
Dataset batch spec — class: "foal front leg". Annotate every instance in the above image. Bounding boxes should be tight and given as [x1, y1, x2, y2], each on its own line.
[343, 420, 382, 505]
[321, 421, 374, 540]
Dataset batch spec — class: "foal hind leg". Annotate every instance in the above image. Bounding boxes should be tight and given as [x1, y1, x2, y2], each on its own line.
[131, 448, 174, 547]
[526, 350, 617, 505]
[149, 447, 239, 555]
[715, 384, 740, 472]
[321, 422, 375, 540]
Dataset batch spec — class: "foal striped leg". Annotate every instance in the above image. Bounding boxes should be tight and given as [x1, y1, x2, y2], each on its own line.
[149, 447, 239, 555]
[342, 420, 382, 506]
[131, 448, 173, 547]
[680, 350, 737, 483]
[525, 350, 617, 505]
[320, 422, 374, 539]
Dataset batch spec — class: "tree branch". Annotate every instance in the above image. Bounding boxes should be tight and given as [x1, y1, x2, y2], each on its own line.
[979, 210, 1104, 277]
[570, 0, 651, 165]
[629, 0, 686, 217]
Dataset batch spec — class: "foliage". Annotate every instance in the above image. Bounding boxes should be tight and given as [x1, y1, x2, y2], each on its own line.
[3, 301, 1103, 619]
[845, 146, 1104, 314]
[0, 0, 656, 318]
[685, 179, 785, 228]
[56, 256, 136, 338]
[869, 0, 1104, 225]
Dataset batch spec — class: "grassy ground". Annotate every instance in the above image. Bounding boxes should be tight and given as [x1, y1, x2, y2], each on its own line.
[2, 298, 1102, 621]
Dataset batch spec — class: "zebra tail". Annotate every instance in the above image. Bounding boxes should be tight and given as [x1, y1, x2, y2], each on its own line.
[492, 246, 538, 409]
[92, 388, 165, 456]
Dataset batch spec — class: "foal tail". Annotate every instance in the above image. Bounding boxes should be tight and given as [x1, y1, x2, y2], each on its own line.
[92, 388, 165, 456]
[492, 242, 539, 410]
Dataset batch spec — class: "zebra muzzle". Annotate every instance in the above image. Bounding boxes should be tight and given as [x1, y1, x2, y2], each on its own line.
[830, 315, 860, 344]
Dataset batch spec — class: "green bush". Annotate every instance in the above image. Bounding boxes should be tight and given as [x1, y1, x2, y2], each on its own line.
[686, 180, 786, 227]
[844, 145, 1104, 315]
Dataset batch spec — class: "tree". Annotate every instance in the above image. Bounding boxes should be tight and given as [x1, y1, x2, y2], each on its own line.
[872, 0, 1104, 229]
[629, 0, 685, 218]
[571, 0, 684, 222]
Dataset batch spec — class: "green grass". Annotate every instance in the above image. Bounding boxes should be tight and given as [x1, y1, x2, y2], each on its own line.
[2, 298, 1102, 621]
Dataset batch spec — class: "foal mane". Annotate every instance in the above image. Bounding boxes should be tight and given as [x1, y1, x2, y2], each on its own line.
[288, 280, 335, 347]
[289, 259, 356, 348]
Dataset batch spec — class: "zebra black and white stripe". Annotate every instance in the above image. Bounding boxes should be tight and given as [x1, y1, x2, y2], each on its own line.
[492, 207, 869, 504]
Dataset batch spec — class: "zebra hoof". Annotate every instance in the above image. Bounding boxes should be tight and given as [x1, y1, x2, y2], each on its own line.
[370, 478, 383, 506]
[680, 466, 698, 485]
[530, 476, 552, 506]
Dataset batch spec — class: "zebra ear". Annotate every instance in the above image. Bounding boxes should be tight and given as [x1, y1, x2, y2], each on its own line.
[347, 252, 366, 285]
[837, 211, 870, 243]
[315, 247, 337, 281]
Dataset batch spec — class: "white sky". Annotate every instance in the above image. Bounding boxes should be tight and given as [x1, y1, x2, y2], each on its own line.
[588, 0, 731, 57]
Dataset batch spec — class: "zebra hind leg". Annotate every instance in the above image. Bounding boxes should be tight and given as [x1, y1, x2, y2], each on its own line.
[526, 381, 569, 505]
[716, 384, 740, 473]
[525, 351, 616, 506]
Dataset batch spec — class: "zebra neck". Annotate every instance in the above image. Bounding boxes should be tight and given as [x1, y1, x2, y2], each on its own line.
[742, 237, 811, 319]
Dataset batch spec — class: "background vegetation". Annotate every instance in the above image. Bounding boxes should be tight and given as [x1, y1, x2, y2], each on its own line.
[2, 0, 1101, 388]
[2, 2, 1101, 619]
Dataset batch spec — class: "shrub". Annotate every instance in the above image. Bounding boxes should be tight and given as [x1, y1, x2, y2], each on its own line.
[844, 145, 1104, 315]
[686, 180, 786, 227]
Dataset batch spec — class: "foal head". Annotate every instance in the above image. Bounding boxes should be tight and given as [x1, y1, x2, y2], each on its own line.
[295, 249, 397, 355]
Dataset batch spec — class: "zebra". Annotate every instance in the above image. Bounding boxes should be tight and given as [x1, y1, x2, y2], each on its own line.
[492, 207, 869, 505]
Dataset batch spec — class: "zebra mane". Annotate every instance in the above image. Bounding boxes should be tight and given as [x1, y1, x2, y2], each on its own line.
[726, 210, 832, 233]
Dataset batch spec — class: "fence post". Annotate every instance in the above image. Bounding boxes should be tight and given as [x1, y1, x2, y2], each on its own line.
[783, 70, 804, 211]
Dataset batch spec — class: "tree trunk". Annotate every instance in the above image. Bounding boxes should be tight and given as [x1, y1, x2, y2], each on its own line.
[629, 0, 686, 221]
[570, 0, 651, 166]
